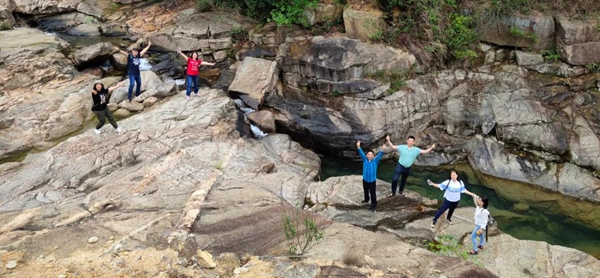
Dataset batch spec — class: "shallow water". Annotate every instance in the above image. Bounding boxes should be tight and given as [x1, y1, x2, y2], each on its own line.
[320, 155, 600, 259]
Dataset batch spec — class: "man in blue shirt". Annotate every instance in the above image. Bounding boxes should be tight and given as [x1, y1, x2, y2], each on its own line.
[386, 135, 435, 197]
[357, 140, 385, 212]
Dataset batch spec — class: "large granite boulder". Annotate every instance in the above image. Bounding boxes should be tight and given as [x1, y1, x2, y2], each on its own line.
[479, 12, 554, 50]
[0, 0, 16, 29]
[555, 16, 600, 66]
[72, 42, 114, 67]
[110, 70, 164, 103]
[342, 7, 386, 41]
[228, 57, 278, 110]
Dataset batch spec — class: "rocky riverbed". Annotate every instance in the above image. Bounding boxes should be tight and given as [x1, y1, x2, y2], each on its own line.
[1, 0, 600, 277]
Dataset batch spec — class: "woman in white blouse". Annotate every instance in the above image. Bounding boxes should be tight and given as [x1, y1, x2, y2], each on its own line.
[427, 170, 476, 228]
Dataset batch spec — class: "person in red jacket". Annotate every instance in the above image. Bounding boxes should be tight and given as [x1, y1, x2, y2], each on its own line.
[177, 47, 215, 100]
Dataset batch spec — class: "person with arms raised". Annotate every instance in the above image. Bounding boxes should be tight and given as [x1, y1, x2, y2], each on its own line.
[386, 135, 435, 197]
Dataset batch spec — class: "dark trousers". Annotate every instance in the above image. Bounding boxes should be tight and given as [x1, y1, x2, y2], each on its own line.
[128, 73, 142, 100]
[94, 109, 118, 129]
[363, 180, 377, 209]
[391, 163, 411, 195]
[186, 75, 199, 96]
[433, 198, 459, 223]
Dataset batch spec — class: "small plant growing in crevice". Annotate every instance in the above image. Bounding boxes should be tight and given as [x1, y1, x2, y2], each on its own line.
[331, 90, 342, 97]
[509, 26, 539, 43]
[586, 62, 600, 73]
[423, 234, 482, 266]
[231, 27, 249, 43]
[196, 0, 215, 12]
[365, 70, 408, 94]
[541, 49, 561, 62]
[282, 206, 324, 256]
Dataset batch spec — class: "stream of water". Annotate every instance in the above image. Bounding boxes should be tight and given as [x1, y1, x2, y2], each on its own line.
[320, 155, 600, 259]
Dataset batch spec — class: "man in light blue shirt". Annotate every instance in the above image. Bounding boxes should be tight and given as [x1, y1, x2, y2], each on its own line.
[386, 135, 435, 197]
[357, 140, 386, 212]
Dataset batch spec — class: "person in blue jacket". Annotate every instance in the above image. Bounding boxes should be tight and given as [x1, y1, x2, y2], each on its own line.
[357, 140, 386, 212]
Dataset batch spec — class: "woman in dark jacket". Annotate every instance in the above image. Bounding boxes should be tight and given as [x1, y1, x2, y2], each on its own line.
[91, 81, 124, 134]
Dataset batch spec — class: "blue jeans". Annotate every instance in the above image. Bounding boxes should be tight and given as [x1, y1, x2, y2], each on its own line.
[186, 75, 199, 96]
[471, 225, 485, 252]
[391, 163, 411, 195]
[128, 73, 142, 100]
[433, 198, 459, 223]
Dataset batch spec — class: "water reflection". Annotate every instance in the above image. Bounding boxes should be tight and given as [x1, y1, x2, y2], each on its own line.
[320, 155, 600, 259]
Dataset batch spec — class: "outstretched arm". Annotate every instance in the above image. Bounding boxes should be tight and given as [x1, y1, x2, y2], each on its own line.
[113, 46, 128, 56]
[140, 40, 152, 56]
[427, 180, 441, 189]
[357, 140, 366, 161]
[420, 143, 436, 154]
[176, 47, 189, 61]
[463, 189, 476, 197]
[201, 61, 216, 66]
[386, 135, 398, 149]
[108, 81, 125, 93]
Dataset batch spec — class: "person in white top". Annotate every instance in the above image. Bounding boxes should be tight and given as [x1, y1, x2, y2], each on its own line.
[468, 195, 490, 255]
[427, 170, 476, 228]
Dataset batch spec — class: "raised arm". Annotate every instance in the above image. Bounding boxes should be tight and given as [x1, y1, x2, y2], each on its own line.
[374, 144, 385, 163]
[420, 143, 436, 154]
[176, 47, 189, 61]
[113, 46, 128, 56]
[386, 135, 398, 149]
[471, 194, 479, 207]
[357, 140, 366, 161]
[108, 81, 125, 93]
[140, 40, 152, 56]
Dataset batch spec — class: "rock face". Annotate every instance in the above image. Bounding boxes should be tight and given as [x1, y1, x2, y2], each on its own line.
[0, 28, 73, 92]
[479, 12, 554, 50]
[72, 42, 115, 67]
[228, 57, 278, 110]
[467, 136, 600, 230]
[246, 111, 276, 133]
[13, 0, 81, 15]
[555, 16, 600, 65]
[342, 8, 386, 41]
[0, 0, 16, 29]
[278, 37, 416, 96]
[0, 89, 322, 276]
[304, 3, 344, 26]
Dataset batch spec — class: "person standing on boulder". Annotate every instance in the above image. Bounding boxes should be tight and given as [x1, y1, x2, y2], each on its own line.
[427, 170, 476, 228]
[357, 140, 386, 212]
[468, 195, 490, 255]
[177, 47, 215, 100]
[114, 40, 152, 101]
[386, 135, 435, 197]
[91, 81, 125, 134]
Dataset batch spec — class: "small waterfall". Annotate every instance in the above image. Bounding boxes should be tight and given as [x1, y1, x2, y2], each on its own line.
[139, 58, 152, 71]
[233, 99, 268, 138]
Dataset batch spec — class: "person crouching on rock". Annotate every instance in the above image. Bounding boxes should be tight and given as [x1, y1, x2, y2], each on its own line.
[427, 170, 476, 228]
[177, 47, 215, 100]
[357, 140, 386, 212]
[468, 195, 490, 255]
[113, 40, 151, 102]
[91, 81, 124, 135]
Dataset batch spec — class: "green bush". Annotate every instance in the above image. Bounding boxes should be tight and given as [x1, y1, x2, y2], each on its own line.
[196, 0, 215, 12]
[270, 0, 318, 27]
[282, 206, 324, 256]
[541, 49, 561, 62]
[231, 27, 249, 43]
[365, 70, 408, 94]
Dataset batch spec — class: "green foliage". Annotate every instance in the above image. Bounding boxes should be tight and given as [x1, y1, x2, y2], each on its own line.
[282, 207, 324, 256]
[106, 2, 121, 14]
[453, 49, 478, 60]
[0, 21, 11, 31]
[270, 0, 318, 27]
[196, 0, 215, 12]
[509, 26, 539, 42]
[425, 234, 469, 259]
[541, 49, 561, 62]
[488, 0, 531, 16]
[365, 70, 408, 94]
[231, 27, 249, 43]
[331, 90, 342, 97]
[445, 14, 479, 60]
[587, 63, 600, 73]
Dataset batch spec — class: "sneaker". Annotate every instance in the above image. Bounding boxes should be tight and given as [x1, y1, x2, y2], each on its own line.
[447, 219, 453, 225]
[115, 127, 122, 133]
[194, 93, 199, 97]
[94, 129, 102, 135]
[185, 96, 190, 100]
[431, 222, 436, 228]
[371, 208, 376, 213]
[360, 199, 369, 204]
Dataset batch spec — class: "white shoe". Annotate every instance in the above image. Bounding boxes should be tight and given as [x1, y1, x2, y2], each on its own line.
[185, 96, 190, 100]
[115, 127, 122, 133]
[94, 129, 102, 135]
